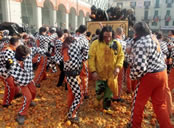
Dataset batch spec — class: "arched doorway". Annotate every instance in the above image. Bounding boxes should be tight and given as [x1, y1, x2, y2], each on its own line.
[78, 10, 85, 27]
[57, 4, 66, 29]
[21, 0, 37, 33]
[69, 7, 76, 32]
[42, 0, 53, 26]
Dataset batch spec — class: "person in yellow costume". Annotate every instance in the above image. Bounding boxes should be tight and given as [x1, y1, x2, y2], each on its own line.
[89, 26, 124, 111]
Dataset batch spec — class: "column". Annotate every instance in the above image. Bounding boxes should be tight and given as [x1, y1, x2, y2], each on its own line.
[65, 13, 69, 30]
[4, 0, 22, 24]
[2, 0, 9, 22]
[82, 17, 85, 25]
[75, 15, 78, 30]
[34, 7, 42, 29]
[51, 10, 57, 26]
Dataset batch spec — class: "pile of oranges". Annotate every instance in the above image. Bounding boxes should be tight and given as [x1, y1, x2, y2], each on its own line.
[0, 70, 158, 128]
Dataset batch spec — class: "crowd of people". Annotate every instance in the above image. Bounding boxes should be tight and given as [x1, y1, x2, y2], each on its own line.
[0, 21, 174, 128]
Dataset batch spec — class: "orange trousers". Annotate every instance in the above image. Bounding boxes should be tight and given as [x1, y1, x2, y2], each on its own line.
[80, 61, 88, 95]
[168, 68, 174, 90]
[33, 55, 47, 84]
[131, 70, 172, 128]
[1, 76, 19, 106]
[18, 81, 36, 116]
[166, 68, 174, 115]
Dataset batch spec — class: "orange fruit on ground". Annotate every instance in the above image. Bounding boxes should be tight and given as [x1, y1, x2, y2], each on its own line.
[65, 120, 71, 126]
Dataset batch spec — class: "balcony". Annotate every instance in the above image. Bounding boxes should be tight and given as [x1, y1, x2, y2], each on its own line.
[165, 15, 171, 22]
[154, 4, 160, 8]
[144, 6, 149, 9]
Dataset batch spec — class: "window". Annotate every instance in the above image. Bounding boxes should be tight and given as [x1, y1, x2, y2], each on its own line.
[167, 3, 172, 7]
[144, 11, 148, 20]
[152, 22, 157, 26]
[155, 0, 160, 8]
[166, 10, 170, 16]
[165, 21, 169, 26]
[144, 1, 151, 9]
[130, 2, 136, 8]
[173, 21, 174, 26]
[154, 10, 158, 16]
[166, 0, 172, 3]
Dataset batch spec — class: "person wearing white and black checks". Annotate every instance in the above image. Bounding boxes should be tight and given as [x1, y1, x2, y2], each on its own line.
[9, 45, 37, 125]
[0, 37, 20, 107]
[113, 27, 127, 102]
[155, 32, 174, 117]
[53, 29, 65, 87]
[77, 25, 89, 99]
[37, 27, 52, 52]
[127, 22, 172, 128]
[155, 32, 169, 59]
[58, 36, 88, 123]
[34, 27, 52, 80]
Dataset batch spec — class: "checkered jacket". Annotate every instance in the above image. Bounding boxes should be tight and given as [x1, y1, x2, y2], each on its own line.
[76, 34, 89, 61]
[0, 49, 15, 78]
[159, 40, 169, 58]
[124, 38, 134, 63]
[49, 33, 57, 42]
[9, 47, 46, 86]
[54, 38, 88, 72]
[37, 35, 52, 52]
[52, 39, 63, 63]
[130, 35, 166, 80]
[115, 38, 127, 53]
[63, 39, 88, 71]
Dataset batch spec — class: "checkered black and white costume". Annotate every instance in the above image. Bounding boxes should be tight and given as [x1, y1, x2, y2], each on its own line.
[51, 39, 62, 64]
[64, 39, 88, 72]
[159, 40, 169, 58]
[76, 34, 89, 62]
[9, 47, 46, 86]
[0, 48, 16, 105]
[37, 35, 52, 52]
[59, 39, 88, 118]
[0, 49, 15, 78]
[130, 35, 166, 80]
[115, 38, 127, 53]
[49, 33, 57, 43]
[76, 34, 89, 94]
[48, 33, 58, 53]
[129, 35, 167, 127]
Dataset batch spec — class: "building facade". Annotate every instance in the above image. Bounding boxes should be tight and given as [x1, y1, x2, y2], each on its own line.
[0, 0, 108, 33]
[110, 0, 174, 32]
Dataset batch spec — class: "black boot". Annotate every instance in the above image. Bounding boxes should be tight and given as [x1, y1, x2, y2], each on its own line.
[2, 104, 11, 108]
[68, 116, 79, 124]
[14, 93, 22, 99]
[16, 114, 25, 125]
[84, 93, 89, 99]
[112, 97, 125, 103]
[36, 84, 41, 88]
[103, 98, 111, 110]
[57, 61, 65, 87]
[30, 101, 36, 107]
